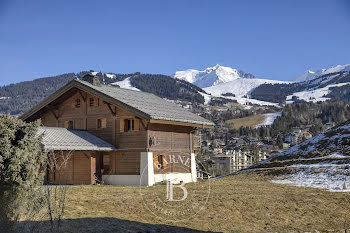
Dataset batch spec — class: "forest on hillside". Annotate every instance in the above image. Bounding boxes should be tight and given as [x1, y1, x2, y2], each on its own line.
[222, 101, 350, 140]
[0, 71, 207, 114]
[251, 71, 350, 103]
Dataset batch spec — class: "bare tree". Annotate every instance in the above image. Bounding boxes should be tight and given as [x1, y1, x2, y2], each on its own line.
[43, 150, 73, 233]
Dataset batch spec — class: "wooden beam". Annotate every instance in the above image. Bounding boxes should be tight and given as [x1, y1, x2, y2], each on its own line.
[45, 105, 58, 120]
[79, 90, 87, 102]
[103, 101, 116, 116]
[136, 117, 148, 130]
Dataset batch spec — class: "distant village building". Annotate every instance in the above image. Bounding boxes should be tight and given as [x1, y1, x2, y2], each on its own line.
[284, 130, 312, 146]
[214, 150, 268, 175]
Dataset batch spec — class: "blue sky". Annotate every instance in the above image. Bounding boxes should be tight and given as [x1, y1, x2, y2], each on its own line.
[1, 0, 350, 85]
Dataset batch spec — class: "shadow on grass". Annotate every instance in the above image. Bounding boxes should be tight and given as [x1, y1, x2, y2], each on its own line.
[3, 217, 220, 233]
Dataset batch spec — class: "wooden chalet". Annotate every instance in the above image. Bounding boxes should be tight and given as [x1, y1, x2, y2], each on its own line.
[21, 74, 214, 186]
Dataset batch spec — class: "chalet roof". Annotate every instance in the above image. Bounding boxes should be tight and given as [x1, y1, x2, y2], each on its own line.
[21, 78, 214, 127]
[37, 127, 116, 151]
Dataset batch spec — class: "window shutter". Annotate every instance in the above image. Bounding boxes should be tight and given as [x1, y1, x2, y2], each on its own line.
[163, 154, 167, 169]
[94, 97, 98, 107]
[134, 119, 139, 131]
[71, 101, 75, 108]
[153, 154, 158, 170]
[120, 119, 124, 132]
[102, 118, 107, 128]
[64, 121, 68, 128]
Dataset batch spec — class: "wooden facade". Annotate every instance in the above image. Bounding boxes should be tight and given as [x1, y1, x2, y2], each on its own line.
[38, 89, 198, 182]
[22, 77, 213, 185]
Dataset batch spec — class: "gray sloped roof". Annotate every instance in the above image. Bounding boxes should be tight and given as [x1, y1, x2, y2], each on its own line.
[37, 127, 116, 151]
[74, 79, 214, 126]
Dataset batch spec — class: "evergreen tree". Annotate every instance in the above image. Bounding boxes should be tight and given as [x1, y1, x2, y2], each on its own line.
[0, 115, 47, 232]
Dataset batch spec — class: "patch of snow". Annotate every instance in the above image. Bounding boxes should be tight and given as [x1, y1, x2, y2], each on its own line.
[322, 152, 350, 159]
[223, 96, 280, 107]
[0, 97, 10, 100]
[255, 112, 282, 128]
[199, 92, 211, 105]
[286, 82, 350, 103]
[105, 73, 116, 79]
[91, 72, 99, 75]
[111, 77, 140, 91]
[272, 163, 350, 192]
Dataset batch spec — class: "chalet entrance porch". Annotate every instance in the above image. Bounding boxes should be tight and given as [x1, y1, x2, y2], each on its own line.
[38, 127, 116, 185]
[47, 151, 115, 185]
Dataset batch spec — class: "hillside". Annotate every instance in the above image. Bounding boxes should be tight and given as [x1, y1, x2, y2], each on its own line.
[248, 120, 350, 192]
[31, 174, 350, 233]
[0, 72, 207, 115]
[226, 112, 281, 129]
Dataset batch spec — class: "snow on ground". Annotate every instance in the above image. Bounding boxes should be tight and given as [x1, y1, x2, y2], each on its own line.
[111, 78, 140, 91]
[223, 96, 280, 107]
[271, 162, 350, 192]
[286, 82, 350, 103]
[0, 97, 10, 100]
[199, 92, 211, 105]
[322, 152, 350, 159]
[279, 122, 350, 156]
[255, 112, 282, 128]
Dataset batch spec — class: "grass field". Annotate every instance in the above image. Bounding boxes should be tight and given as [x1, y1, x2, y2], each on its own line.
[226, 114, 265, 129]
[48, 173, 350, 233]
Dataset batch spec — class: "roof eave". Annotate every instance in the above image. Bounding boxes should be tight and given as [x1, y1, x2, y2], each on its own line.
[20, 80, 151, 122]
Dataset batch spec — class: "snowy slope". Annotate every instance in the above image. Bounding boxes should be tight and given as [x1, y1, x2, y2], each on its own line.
[286, 82, 350, 103]
[204, 78, 288, 98]
[174, 64, 255, 88]
[111, 77, 140, 91]
[254, 112, 282, 128]
[248, 120, 350, 192]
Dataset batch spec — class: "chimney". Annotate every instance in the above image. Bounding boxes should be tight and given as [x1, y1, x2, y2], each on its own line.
[82, 73, 101, 86]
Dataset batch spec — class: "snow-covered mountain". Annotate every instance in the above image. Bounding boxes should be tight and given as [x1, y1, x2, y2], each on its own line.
[294, 70, 316, 82]
[293, 64, 350, 82]
[174, 64, 289, 106]
[174, 64, 255, 88]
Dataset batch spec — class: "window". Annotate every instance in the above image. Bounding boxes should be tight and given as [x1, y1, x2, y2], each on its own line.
[120, 119, 139, 132]
[65, 120, 74, 129]
[127, 119, 134, 131]
[75, 98, 81, 108]
[89, 98, 94, 107]
[97, 118, 107, 129]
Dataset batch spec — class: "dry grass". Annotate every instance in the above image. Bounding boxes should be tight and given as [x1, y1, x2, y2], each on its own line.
[45, 173, 350, 233]
[226, 115, 265, 129]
